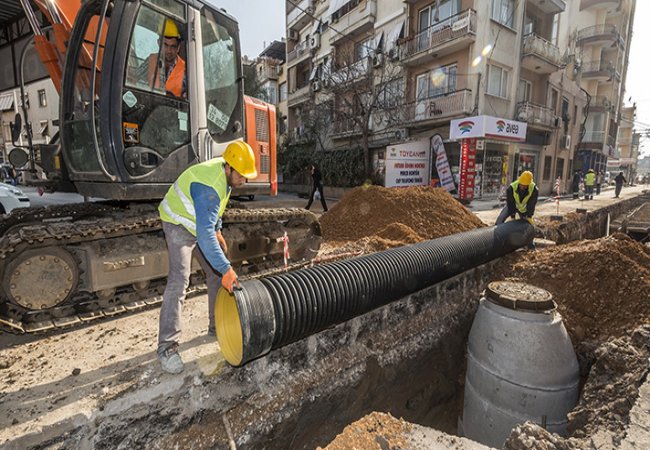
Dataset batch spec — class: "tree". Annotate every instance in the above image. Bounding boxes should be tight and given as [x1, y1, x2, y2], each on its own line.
[242, 61, 268, 101]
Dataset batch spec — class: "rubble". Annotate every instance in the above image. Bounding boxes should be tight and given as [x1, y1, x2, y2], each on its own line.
[318, 412, 412, 450]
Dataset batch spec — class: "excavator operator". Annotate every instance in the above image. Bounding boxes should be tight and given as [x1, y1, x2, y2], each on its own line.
[144, 18, 187, 98]
[157, 142, 258, 374]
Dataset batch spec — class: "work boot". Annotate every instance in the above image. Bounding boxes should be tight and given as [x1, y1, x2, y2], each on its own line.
[159, 344, 184, 374]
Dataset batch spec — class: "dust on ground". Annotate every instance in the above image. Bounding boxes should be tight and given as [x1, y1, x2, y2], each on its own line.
[318, 411, 412, 450]
[320, 186, 485, 252]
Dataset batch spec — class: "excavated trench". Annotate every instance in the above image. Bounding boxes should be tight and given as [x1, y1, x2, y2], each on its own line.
[12, 191, 650, 450]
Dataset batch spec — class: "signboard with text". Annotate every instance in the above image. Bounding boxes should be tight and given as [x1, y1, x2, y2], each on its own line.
[458, 138, 477, 201]
[430, 134, 455, 193]
[450, 115, 527, 142]
[385, 140, 431, 188]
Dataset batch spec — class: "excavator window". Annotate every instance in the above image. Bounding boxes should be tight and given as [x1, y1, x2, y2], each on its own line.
[122, 0, 190, 173]
[200, 8, 240, 141]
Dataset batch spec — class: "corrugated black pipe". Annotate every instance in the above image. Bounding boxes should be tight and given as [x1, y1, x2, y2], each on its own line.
[216, 220, 534, 366]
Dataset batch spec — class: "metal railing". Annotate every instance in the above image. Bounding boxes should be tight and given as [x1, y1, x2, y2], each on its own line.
[577, 23, 619, 41]
[332, 116, 362, 136]
[580, 0, 621, 11]
[582, 131, 615, 146]
[522, 34, 561, 66]
[287, 0, 311, 25]
[287, 41, 309, 63]
[516, 102, 556, 128]
[258, 66, 280, 80]
[330, 57, 371, 84]
[586, 95, 614, 111]
[581, 60, 614, 75]
[403, 89, 473, 122]
[402, 9, 477, 59]
[287, 84, 311, 107]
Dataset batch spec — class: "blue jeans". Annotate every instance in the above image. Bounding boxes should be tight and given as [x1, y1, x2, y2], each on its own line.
[585, 185, 594, 199]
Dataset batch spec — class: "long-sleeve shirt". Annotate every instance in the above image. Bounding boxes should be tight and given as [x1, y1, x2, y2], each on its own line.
[190, 182, 230, 275]
[505, 185, 539, 218]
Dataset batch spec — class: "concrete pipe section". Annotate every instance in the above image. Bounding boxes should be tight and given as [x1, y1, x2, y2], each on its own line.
[461, 281, 580, 448]
[216, 221, 535, 366]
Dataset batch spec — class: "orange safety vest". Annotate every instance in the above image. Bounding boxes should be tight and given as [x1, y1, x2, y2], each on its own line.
[147, 54, 185, 97]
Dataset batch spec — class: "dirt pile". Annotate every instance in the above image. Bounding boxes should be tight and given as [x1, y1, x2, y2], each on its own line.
[318, 412, 412, 450]
[320, 186, 485, 251]
[494, 233, 650, 341]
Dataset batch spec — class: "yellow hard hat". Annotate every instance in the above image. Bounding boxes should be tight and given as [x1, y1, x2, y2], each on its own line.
[163, 19, 181, 39]
[223, 141, 257, 179]
[518, 171, 533, 185]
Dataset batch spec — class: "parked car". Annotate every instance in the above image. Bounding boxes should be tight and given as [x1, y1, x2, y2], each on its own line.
[0, 182, 30, 214]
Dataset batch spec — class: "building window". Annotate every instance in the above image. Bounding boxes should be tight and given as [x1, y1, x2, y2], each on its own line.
[355, 37, 373, 62]
[555, 157, 565, 182]
[418, 0, 460, 32]
[279, 82, 287, 102]
[331, 0, 360, 22]
[543, 156, 552, 181]
[380, 78, 405, 108]
[38, 89, 47, 107]
[487, 64, 509, 98]
[573, 104, 578, 126]
[416, 64, 457, 100]
[561, 97, 570, 122]
[19, 92, 29, 109]
[492, 0, 515, 28]
[548, 88, 559, 113]
[517, 79, 532, 103]
[552, 14, 560, 45]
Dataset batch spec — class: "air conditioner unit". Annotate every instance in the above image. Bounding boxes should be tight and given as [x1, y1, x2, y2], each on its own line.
[311, 80, 322, 92]
[309, 33, 321, 50]
[288, 29, 299, 41]
[394, 128, 409, 141]
[372, 53, 384, 68]
[561, 135, 571, 150]
[388, 47, 399, 61]
[322, 77, 332, 88]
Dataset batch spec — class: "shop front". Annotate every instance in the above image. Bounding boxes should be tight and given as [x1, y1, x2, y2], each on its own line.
[450, 116, 527, 202]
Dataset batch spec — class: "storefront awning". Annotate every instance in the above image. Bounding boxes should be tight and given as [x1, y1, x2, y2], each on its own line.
[450, 115, 527, 142]
[0, 93, 14, 111]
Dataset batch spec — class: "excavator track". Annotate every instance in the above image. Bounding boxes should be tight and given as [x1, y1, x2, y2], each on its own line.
[0, 203, 321, 334]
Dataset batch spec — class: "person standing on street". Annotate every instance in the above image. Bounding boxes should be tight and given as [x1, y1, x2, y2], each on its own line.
[596, 170, 604, 196]
[496, 171, 539, 225]
[305, 164, 328, 212]
[584, 169, 595, 200]
[157, 141, 258, 374]
[572, 170, 582, 199]
[614, 172, 627, 198]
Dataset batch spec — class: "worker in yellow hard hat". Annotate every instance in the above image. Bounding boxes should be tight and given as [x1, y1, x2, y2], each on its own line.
[157, 142, 257, 374]
[142, 18, 186, 98]
[584, 168, 596, 200]
[496, 170, 539, 227]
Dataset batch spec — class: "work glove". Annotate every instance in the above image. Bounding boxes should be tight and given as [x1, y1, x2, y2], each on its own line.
[216, 231, 228, 254]
[510, 215, 516, 220]
[221, 267, 240, 293]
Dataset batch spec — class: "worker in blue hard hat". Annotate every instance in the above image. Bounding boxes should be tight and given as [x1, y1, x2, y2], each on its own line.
[496, 170, 539, 226]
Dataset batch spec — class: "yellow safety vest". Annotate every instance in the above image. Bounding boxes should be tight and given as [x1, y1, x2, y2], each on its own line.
[158, 158, 230, 236]
[511, 180, 535, 214]
[584, 172, 596, 186]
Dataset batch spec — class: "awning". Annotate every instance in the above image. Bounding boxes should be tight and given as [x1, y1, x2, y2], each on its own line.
[312, 20, 321, 35]
[386, 21, 405, 51]
[327, 0, 347, 17]
[374, 31, 384, 51]
[0, 93, 14, 111]
[39, 122, 49, 135]
[309, 65, 319, 80]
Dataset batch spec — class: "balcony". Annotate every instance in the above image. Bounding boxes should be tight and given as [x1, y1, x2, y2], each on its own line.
[580, 131, 616, 154]
[258, 65, 280, 81]
[329, 57, 371, 86]
[288, 127, 314, 144]
[580, 61, 619, 82]
[402, 90, 473, 126]
[516, 102, 557, 129]
[287, 0, 314, 31]
[287, 84, 311, 107]
[586, 95, 614, 113]
[527, 0, 566, 14]
[521, 34, 562, 74]
[400, 9, 476, 67]
[577, 24, 623, 48]
[287, 41, 310, 66]
[330, 0, 377, 43]
[331, 117, 363, 139]
[580, 0, 620, 12]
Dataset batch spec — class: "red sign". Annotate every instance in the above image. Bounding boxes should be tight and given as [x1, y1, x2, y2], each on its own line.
[458, 138, 477, 201]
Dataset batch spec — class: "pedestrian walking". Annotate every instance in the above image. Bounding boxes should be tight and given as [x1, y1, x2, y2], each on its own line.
[305, 164, 328, 212]
[572, 170, 582, 199]
[596, 170, 604, 195]
[157, 141, 258, 374]
[584, 169, 595, 200]
[614, 172, 627, 198]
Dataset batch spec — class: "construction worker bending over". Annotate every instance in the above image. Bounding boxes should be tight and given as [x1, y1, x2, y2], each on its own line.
[496, 171, 539, 226]
[157, 142, 257, 374]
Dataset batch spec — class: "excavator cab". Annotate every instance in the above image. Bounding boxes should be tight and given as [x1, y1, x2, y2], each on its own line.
[60, 0, 244, 200]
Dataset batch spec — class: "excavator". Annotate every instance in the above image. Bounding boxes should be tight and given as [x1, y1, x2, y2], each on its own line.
[0, 0, 321, 333]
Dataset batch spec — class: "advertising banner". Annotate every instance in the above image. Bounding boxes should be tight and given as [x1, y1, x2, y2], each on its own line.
[430, 134, 455, 193]
[385, 140, 431, 188]
[458, 138, 477, 201]
[450, 115, 527, 142]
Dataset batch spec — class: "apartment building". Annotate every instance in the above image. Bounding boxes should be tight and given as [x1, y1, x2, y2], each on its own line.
[611, 104, 639, 180]
[284, 0, 637, 197]
[255, 40, 288, 145]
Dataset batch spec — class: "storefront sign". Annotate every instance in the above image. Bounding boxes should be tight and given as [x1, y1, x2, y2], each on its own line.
[385, 140, 431, 188]
[458, 138, 477, 201]
[450, 115, 527, 142]
[430, 134, 455, 193]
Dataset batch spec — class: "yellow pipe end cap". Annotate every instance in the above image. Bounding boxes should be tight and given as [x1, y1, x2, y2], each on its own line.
[215, 287, 243, 366]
